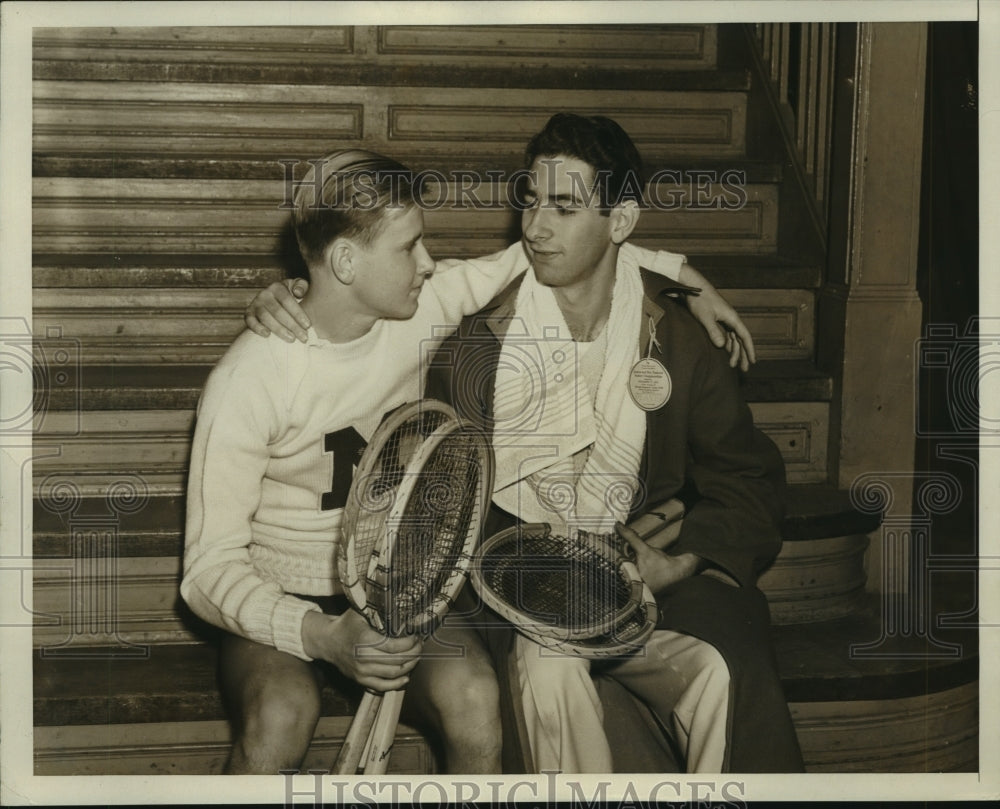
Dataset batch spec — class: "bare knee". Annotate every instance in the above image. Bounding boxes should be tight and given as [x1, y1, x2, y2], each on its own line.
[230, 678, 321, 772]
[435, 663, 500, 730]
[243, 679, 321, 741]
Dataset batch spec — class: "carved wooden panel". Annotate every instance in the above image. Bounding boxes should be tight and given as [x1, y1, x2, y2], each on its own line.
[750, 402, 829, 483]
[34, 81, 365, 157]
[33, 26, 356, 62]
[723, 288, 814, 359]
[33, 24, 715, 74]
[34, 80, 746, 164]
[377, 25, 717, 68]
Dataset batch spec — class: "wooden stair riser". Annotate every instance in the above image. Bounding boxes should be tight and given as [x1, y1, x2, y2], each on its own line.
[33, 556, 197, 649]
[34, 25, 720, 76]
[33, 181, 775, 259]
[33, 682, 977, 775]
[34, 715, 436, 776]
[759, 534, 868, 624]
[30, 533, 867, 648]
[35, 81, 747, 161]
[32, 288, 813, 366]
[29, 532, 865, 651]
[748, 401, 828, 484]
[789, 681, 978, 772]
[32, 402, 828, 495]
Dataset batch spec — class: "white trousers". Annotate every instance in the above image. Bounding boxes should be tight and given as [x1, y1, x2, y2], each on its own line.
[515, 629, 731, 773]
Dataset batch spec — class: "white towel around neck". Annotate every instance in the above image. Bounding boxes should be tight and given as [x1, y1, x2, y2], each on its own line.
[491, 255, 648, 535]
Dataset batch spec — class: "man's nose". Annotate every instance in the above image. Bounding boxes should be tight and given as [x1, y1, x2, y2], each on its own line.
[523, 206, 550, 242]
[415, 243, 435, 276]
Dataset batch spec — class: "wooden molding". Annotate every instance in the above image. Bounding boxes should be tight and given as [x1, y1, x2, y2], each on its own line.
[377, 25, 715, 66]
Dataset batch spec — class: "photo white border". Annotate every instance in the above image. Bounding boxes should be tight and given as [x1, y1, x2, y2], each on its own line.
[1, 1, 995, 804]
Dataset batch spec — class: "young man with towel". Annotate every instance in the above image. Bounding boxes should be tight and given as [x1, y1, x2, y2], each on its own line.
[422, 114, 804, 773]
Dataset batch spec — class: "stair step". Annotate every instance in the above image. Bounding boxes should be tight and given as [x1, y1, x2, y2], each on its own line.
[32, 176, 777, 258]
[33, 254, 284, 288]
[743, 360, 832, 402]
[36, 81, 750, 164]
[36, 58, 752, 91]
[687, 253, 824, 288]
[33, 599, 977, 726]
[32, 285, 815, 367]
[35, 24, 738, 88]
[773, 594, 978, 702]
[40, 360, 832, 412]
[34, 250, 820, 290]
[32, 483, 874, 558]
[780, 483, 881, 541]
[33, 641, 356, 727]
[34, 154, 784, 183]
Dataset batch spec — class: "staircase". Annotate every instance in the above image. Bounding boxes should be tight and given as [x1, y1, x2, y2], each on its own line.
[30, 23, 977, 774]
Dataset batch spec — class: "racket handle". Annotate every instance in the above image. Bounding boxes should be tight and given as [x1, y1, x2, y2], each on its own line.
[363, 688, 405, 774]
[334, 689, 382, 775]
[626, 497, 685, 550]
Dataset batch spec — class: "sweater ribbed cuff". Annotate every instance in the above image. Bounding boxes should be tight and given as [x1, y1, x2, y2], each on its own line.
[271, 595, 322, 661]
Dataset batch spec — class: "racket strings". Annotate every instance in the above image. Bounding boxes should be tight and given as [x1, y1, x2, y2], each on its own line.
[374, 430, 488, 636]
[348, 407, 453, 597]
[478, 531, 631, 631]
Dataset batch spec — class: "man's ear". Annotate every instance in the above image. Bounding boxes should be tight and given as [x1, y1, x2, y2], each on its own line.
[609, 199, 640, 245]
[326, 238, 356, 284]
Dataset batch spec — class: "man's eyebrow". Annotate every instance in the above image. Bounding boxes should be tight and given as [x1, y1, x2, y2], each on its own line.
[549, 192, 583, 205]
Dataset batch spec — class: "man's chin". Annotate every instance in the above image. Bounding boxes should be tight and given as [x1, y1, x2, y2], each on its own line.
[531, 263, 563, 287]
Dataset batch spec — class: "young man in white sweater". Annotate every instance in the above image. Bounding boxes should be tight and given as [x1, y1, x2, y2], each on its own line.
[187, 148, 754, 775]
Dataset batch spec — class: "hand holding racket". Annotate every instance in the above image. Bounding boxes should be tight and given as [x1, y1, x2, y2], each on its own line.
[471, 499, 685, 658]
[332, 400, 493, 775]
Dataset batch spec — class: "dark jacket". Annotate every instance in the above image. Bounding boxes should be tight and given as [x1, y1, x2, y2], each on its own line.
[425, 268, 804, 773]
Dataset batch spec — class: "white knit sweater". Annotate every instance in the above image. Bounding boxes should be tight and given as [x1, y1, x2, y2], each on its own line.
[181, 243, 683, 660]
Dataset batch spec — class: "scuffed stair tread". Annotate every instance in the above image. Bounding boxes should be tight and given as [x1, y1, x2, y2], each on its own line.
[774, 594, 978, 702]
[33, 642, 360, 728]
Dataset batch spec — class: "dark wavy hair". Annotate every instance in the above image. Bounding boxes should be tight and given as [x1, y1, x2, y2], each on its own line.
[292, 149, 418, 266]
[524, 113, 646, 214]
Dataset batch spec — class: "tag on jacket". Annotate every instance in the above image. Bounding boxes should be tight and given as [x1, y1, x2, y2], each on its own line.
[628, 358, 671, 410]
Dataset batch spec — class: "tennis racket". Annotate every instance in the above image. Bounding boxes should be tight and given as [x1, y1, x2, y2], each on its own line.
[470, 499, 684, 658]
[333, 399, 493, 774]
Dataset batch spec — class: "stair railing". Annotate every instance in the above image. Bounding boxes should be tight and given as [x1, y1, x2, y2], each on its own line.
[752, 23, 838, 232]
